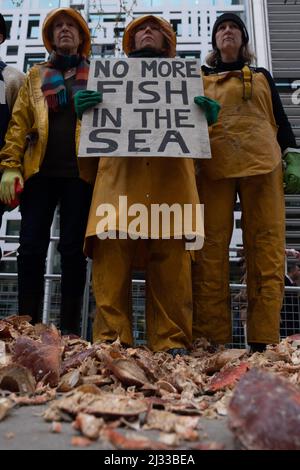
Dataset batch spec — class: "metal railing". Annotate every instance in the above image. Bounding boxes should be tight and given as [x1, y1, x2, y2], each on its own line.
[229, 283, 300, 347]
[1, 273, 300, 347]
[1, 230, 300, 346]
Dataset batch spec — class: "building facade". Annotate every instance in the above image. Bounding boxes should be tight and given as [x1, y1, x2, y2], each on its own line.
[267, 0, 300, 250]
[0, 0, 298, 278]
[0, 1, 250, 72]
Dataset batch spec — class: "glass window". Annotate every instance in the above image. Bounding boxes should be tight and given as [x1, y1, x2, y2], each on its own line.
[53, 246, 61, 274]
[177, 0, 236, 5]
[27, 15, 40, 39]
[2, 1, 15, 9]
[0, 259, 17, 273]
[6, 220, 20, 236]
[97, 2, 116, 7]
[6, 45, 18, 55]
[139, 0, 163, 7]
[170, 19, 182, 37]
[114, 26, 124, 38]
[3, 17, 12, 40]
[236, 219, 242, 229]
[170, 0, 181, 6]
[103, 15, 125, 23]
[23, 53, 45, 72]
[177, 51, 201, 60]
[38, 0, 60, 8]
[91, 44, 115, 58]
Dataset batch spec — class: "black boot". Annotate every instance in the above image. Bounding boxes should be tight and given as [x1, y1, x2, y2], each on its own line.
[167, 348, 189, 357]
[18, 294, 43, 324]
[249, 342, 267, 353]
[60, 296, 82, 337]
[18, 254, 45, 324]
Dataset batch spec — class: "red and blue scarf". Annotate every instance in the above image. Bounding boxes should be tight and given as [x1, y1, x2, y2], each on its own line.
[41, 52, 89, 111]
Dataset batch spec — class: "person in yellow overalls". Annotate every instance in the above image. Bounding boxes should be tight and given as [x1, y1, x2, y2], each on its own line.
[84, 15, 218, 356]
[0, 8, 101, 334]
[192, 13, 299, 353]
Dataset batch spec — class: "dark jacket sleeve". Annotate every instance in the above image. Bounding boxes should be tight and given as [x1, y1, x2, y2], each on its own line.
[256, 67, 297, 152]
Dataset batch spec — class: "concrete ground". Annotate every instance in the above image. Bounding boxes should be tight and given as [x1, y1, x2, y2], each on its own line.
[0, 404, 238, 450]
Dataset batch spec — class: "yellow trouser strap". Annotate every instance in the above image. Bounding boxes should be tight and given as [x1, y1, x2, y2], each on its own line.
[216, 67, 253, 100]
[242, 65, 252, 100]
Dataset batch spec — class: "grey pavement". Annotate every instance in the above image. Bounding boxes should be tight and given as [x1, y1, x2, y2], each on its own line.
[0, 404, 237, 450]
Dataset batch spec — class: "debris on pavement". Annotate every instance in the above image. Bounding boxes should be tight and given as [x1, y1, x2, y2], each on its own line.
[228, 367, 300, 450]
[0, 316, 300, 449]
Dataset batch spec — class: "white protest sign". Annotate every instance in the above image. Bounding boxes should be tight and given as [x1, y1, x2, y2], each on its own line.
[79, 58, 211, 159]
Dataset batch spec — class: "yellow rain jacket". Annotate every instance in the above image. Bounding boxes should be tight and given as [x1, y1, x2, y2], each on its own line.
[0, 64, 97, 185]
[85, 15, 203, 254]
[88, 15, 202, 352]
[199, 70, 282, 180]
[193, 67, 286, 346]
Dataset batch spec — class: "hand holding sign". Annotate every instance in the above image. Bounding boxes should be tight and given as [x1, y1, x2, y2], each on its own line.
[74, 90, 103, 119]
[194, 96, 221, 126]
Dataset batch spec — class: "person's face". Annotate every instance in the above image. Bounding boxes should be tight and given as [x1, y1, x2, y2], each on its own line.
[291, 265, 300, 282]
[51, 13, 82, 55]
[134, 20, 165, 52]
[215, 20, 243, 58]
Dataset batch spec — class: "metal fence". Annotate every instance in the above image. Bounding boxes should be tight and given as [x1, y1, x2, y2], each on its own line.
[1, 273, 300, 348]
[230, 284, 247, 348]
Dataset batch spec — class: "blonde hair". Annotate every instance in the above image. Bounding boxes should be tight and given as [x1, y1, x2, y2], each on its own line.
[206, 44, 256, 67]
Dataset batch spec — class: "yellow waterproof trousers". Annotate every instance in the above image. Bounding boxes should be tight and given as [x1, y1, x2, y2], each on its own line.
[193, 164, 285, 345]
[92, 238, 192, 352]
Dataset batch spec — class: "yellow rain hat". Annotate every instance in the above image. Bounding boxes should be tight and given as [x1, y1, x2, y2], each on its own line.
[123, 15, 176, 58]
[42, 7, 91, 57]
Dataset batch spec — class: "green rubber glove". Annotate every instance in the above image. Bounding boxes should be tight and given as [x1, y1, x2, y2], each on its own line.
[194, 96, 221, 126]
[283, 149, 300, 194]
[74, 90, 102, 119]
[0, 168, 24, 205]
